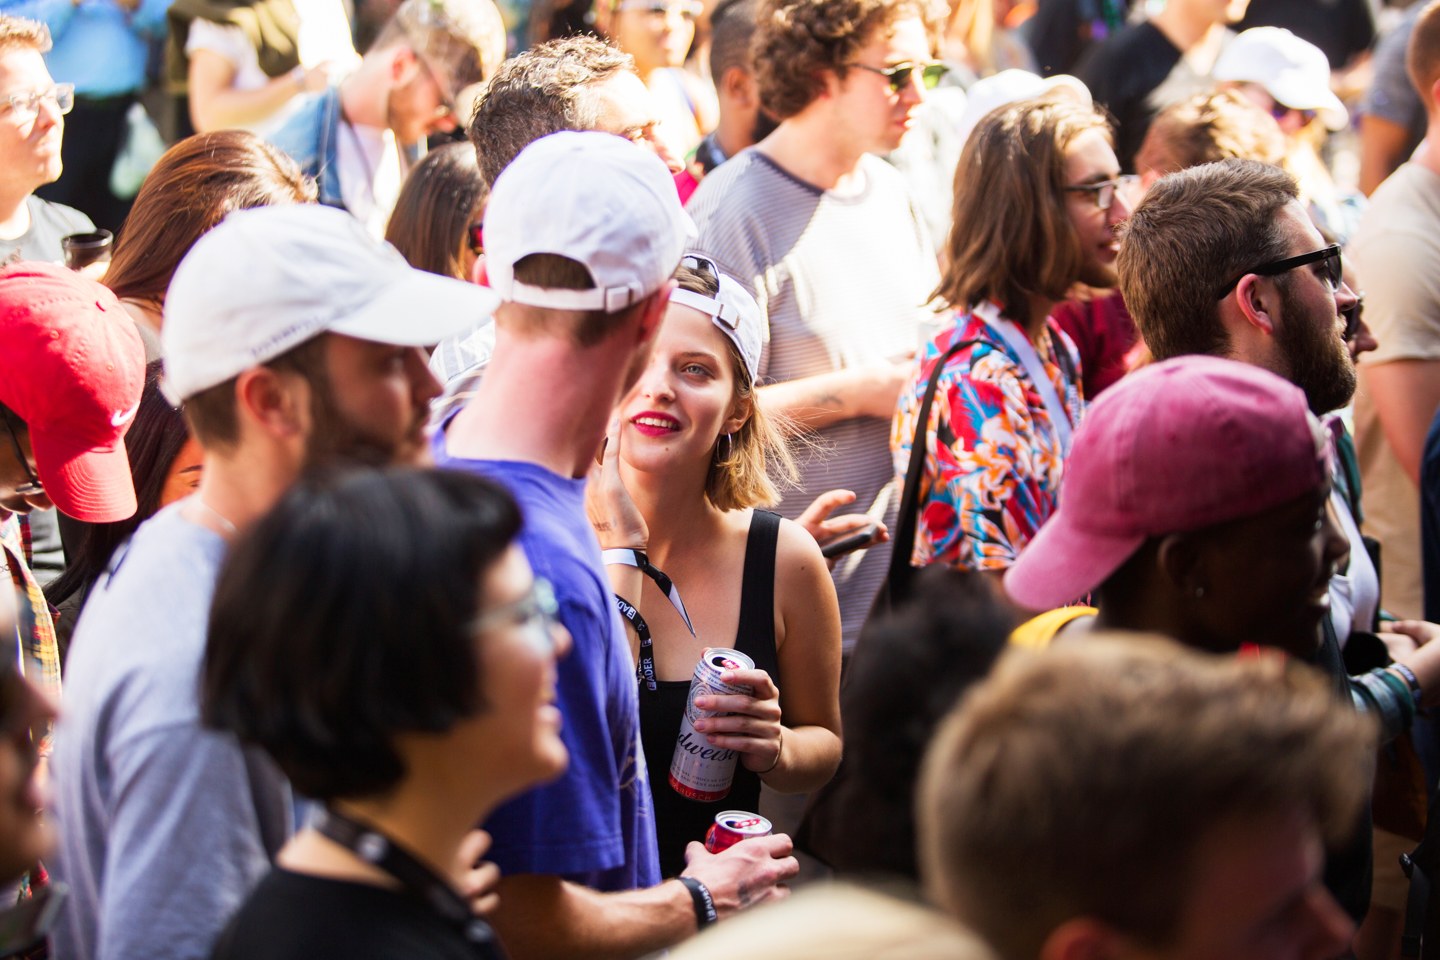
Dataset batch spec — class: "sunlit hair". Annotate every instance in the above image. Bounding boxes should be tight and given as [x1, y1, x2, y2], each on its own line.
[934, 95, 1109, 319]
[919, 637, 1373, 960]
[671, 265, 797, 510]
[1136, 89, 1286, 179]
[0, 16, 50, 55]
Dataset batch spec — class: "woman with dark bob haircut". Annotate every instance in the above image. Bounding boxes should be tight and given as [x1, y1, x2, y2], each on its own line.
[385, 141, 488, 282]
[202, 467, 569, 959]
[105, 130, 316, 346]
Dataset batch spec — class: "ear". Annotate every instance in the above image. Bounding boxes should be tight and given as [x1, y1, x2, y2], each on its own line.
[721, 386, 752, 436]
[233, 365, 310, 443]
[721, 65, 754, 106]
[1156, 531, 1206, 599]
[391, 44, 420, 85]
[1039, 918, 1133, 960]
[1232, 272, 1280, 337]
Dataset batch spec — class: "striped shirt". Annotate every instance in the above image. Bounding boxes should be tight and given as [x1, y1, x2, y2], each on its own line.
[686, 149, 940, 649]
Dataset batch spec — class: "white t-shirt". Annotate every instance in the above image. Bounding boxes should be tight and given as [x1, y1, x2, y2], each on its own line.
[185, 0, 358, 134]
[337, 121, 403, 240]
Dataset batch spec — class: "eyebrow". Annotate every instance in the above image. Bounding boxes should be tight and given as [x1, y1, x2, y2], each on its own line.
[178, 465, 203, 475]
[1074, 172, 1119, 186]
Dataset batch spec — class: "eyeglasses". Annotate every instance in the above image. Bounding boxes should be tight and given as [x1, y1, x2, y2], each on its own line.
[1064, 174, 1139, 213]
[471, 578, 562, 655]
[467, 222, 483, 256]
[850, 60, 948, 94]
[1342, 291, 1365, 342]
[415, 54, 456, 120]
[1, 83, 73, 121]
[1216, 243, 1343, 300]
[1, 417, 42, 498]
[614, 0, 703, 18]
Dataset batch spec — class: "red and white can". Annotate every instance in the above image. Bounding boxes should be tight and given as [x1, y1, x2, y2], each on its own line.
[704, 810, 773, 854]
[669, 647, 755, 802]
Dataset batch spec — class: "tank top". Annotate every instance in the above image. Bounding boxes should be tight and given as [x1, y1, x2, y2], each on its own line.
[638, 510, 782, 878]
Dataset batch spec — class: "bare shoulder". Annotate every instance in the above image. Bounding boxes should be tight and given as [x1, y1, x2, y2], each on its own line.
[772, 516, 834, 598]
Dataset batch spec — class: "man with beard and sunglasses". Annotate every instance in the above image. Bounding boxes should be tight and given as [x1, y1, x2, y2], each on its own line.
[48, 204, 498, 960]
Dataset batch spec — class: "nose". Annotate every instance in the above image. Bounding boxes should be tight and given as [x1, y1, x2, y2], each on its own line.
[645, 128, 683, 174]
[1302, 886, 1355, 960]
[1321, 500, 1348, 578]
[33, 94, 60, 131]
[408, 348, 443, 406]
[1335, 280, 1359, 313]
[639, 358, 676, 401]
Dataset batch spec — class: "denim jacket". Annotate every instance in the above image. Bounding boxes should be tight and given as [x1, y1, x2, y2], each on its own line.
[269, 87, 345, 210]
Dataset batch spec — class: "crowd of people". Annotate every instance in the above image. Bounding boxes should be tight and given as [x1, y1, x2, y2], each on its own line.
[1, 0, 1440, 957]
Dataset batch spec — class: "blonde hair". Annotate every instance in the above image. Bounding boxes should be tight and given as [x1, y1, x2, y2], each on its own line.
[0, 16, 50, 55]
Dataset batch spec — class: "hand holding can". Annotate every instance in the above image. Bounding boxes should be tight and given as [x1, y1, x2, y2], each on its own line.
[692, 666, 783, 775]
[671, 649, 755, 801]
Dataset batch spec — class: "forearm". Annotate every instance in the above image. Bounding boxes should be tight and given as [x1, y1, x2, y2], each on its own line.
[759, 723, 840, 794]
[758, 371, 856, 432]
[190, 70, 302, 131]
[490, 874, 694, 960]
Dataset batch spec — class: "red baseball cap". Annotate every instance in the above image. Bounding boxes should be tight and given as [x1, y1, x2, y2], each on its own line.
[1004, 356, 1330, 611]
[0, 262, 145, 522]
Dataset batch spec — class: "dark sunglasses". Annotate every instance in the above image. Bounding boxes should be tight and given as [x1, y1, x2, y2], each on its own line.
[1341, 291, 1365, 342]
[850, 60, 948, 94]
[1216, 243, 1343, 300]
[2, 416, 41, 497]
[1269, 102, 1317, 125]
[467, 222, 483, 256]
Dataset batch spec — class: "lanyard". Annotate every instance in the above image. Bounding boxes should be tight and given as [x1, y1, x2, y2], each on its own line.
[603, 549, 695, 692]
[315, 807, 505, 958]
[974, 302, 1077, 457]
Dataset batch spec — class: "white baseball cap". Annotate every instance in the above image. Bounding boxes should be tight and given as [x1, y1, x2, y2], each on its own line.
[671, 254, 766, 384]
[1214, 28, 1348, 131]
[483, 130, 696, 313]
[161, 205, 500, 402]
[955, 69, 1093, 148]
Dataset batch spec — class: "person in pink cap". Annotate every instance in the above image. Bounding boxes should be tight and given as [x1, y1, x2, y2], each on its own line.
[1004, 354, 1347, 660]
[0, 260, 144, 701]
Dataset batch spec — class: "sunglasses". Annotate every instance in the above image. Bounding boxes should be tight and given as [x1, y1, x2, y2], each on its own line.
[1269, 102, 1318, 125]
[1341, 291, 1364, 342]
[2, 417, 41, 498]
[467, 222, 483, 256]
[1216, 243, 1343, 300]
[1064, 174, 1139, 214]
[850, 60, 948, 93]
[614, 0, 703, 17]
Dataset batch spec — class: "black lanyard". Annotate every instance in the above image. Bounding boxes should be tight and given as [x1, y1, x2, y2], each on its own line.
[603, 549, 694, 692]
[315, 807, 506, 958]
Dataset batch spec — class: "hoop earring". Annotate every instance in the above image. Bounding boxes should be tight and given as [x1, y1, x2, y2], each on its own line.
[717, 433, 733, 461]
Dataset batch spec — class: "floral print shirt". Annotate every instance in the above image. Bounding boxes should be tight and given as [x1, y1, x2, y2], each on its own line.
[891, 305, 1084, 570]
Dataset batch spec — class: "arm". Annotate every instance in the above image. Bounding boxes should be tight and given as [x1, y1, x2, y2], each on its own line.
[490, 835, 798, 960]
[758, 361, 912, 434]
[1358, 360, 1440, 485]
[187, 48, 332, 133]
[99, 725, 282, 960]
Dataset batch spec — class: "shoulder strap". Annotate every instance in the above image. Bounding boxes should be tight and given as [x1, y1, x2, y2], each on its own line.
[735, 511, 781, 674]
[886, 338, 985, 590]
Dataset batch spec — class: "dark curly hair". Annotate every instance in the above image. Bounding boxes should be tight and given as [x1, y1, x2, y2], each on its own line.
[753, 0, 940, 120]
[468, 34, 633, 187]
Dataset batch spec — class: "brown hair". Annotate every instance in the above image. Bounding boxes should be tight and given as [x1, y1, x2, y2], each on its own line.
[668, 264, 796, 510]
[506, 253, 643, 347]
[468, 35, 634, 187]
[106, 131, 315, 308]
[933, 96, 1108, 319]
[753, 0, 940, 120]
[385, 142, 487, 280]
[183, 336, 329, 451]
[918, 637, 1373, 960]
[0, 16, 50, 55]
[1135, 89, 1287, 180]
[1409, 0, 1440, 112]
[1117, 158, 1297, 361]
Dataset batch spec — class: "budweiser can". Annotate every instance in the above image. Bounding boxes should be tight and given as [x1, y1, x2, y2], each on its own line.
[705, 810, 772, 854]
[669, 647, 755, 801]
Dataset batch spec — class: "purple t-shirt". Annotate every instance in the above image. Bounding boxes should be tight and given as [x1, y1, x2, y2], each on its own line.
[434, 431, 661, 892]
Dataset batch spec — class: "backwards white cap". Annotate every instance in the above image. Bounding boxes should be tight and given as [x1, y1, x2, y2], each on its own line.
[670, 254, 766, 384]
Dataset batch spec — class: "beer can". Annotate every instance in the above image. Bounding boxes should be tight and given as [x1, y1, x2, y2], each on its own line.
[704, 810, 773, 854]
[669, 647, 755, 802]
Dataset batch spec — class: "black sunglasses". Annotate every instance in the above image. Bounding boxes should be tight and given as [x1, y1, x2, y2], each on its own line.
[2, 416, 41, 497]
[1216, 244, 1343, 300]
[467, 222, 483, 256]
[850, 60, 948, 94]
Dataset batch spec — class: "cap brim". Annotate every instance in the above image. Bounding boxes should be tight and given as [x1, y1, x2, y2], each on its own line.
[333, 269, 502, 347]
[1271, 80, 1349, 130]
[31, 432, 137, 523]
[1003, 510, 1145, 613]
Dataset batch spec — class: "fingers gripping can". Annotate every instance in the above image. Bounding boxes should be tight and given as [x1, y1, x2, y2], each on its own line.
[670, 647, 755, 801]
[704, 810, 773, 854]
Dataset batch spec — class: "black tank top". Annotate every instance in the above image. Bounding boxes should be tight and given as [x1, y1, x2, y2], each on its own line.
[638, 510, 782, 878]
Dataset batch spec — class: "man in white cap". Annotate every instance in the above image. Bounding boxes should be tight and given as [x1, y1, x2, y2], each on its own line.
[436, 130, 797, 960]
[49, 204, 497, 960]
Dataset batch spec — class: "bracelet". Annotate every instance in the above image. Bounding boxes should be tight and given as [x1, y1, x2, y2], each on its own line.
[758, 728, 783, 775]
[677, 876, 717, 929]
[1390, 662, 1423, 703]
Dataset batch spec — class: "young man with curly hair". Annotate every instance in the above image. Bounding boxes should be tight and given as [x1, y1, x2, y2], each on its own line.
[685, 0, 944, 652]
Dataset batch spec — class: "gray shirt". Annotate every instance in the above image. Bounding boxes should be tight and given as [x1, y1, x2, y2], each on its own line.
[50, 503, 292, 960]
[686, 150, 940, 649]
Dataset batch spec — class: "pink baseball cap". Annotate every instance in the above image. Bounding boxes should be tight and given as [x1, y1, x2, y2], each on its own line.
[1004, 356, 1329, 611]
[0, 262, 146, 522]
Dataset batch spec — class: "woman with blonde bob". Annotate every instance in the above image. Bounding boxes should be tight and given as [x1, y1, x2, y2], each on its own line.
[588, 255, 842, 877]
